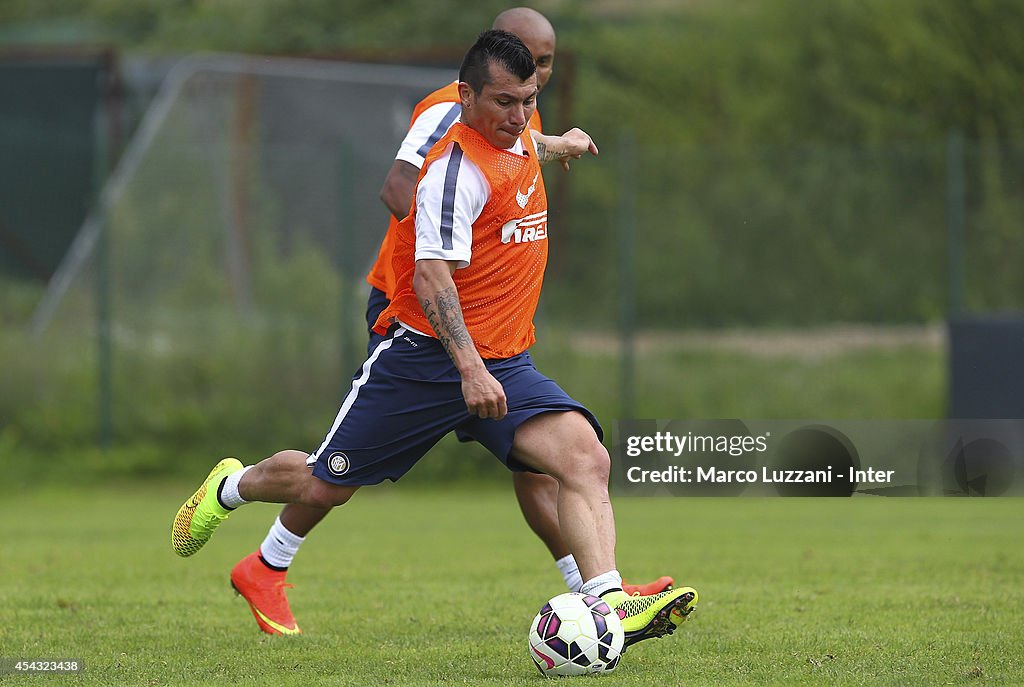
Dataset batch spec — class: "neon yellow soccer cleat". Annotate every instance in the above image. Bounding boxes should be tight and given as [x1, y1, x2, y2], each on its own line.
[171, 458, 243, 557]
[604, 586, 698, 649]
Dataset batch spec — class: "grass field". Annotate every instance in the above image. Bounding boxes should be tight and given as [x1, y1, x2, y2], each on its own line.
[1, 483, 1021, 686]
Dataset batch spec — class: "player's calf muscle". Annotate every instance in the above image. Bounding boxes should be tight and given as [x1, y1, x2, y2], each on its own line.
[240, 452, 356, 508]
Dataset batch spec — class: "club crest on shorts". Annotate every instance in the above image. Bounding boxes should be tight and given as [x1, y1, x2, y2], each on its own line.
[327, 452, 350, 476]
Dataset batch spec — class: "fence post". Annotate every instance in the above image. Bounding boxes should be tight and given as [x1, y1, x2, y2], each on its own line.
[618, 132, 637, 419]
[338, 141, 357, 375]
[946, 128, 966, 315]
[94, 67, 113, 449]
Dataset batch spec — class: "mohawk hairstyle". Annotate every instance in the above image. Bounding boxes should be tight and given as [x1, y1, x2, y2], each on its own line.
[459, 29, 536, 94]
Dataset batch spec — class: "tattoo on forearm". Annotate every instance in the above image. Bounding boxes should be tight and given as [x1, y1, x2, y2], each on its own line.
[535, 139, 556, 163]
[436, 288, 472, 349]
[420, 286, 472, 360]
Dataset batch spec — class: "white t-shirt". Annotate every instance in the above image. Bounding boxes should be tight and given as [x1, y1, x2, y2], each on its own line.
[395, 99, 464, 168]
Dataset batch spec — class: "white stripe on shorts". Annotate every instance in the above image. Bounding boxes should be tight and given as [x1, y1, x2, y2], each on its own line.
[307, 327, 407, 467]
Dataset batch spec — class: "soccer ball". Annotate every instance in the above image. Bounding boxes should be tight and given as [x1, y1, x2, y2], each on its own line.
[528, 592, 624, 676]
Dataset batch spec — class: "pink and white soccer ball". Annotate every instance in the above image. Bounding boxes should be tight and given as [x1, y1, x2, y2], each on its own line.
[528, 592, 625, 676]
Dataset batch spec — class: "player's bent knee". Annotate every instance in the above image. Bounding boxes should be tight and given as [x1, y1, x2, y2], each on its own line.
[581, 444, 611, 484]
[305, 479, 358, 509]
[552, 444, 610, 489]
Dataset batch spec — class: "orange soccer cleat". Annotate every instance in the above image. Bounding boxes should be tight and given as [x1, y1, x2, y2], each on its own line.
[230, 551, 301, 636]
[622, 576, 675, 596]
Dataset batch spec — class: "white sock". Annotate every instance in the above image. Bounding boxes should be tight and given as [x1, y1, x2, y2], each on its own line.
[556, 554, 585, 592]
[580, 570, 623, 598]
[259, 516, 305, 570]
[218, 465, 253, 509]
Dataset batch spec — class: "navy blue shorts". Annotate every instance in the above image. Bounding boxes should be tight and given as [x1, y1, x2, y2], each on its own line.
[366, 285, 473, 444]
[365, 286, 390, 356]
[308, 323, 603, 486]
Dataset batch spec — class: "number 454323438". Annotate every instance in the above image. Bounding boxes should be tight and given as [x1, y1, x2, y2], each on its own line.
[3, 659, 83, 673]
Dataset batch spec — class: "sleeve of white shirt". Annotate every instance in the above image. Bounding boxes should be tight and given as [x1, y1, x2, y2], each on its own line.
[414, 142, 489, 269]
[395, 100, 463, 168]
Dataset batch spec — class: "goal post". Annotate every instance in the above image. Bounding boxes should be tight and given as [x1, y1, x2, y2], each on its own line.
[29, 53, 455, 448]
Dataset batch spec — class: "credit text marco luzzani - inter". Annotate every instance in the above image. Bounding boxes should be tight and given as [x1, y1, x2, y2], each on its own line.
[623, 431, 894, 484]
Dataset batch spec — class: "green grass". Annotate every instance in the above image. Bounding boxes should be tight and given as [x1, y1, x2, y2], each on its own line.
[1, 483, 1021, 686]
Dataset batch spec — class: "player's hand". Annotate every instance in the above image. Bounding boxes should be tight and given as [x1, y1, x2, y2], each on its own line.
[461, 367, 507, 420]
[556, 128, 599, 171]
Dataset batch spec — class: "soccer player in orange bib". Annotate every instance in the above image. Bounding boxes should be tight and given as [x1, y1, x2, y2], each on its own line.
[173, 28, 696, 649]
[228, 8, 670, 638]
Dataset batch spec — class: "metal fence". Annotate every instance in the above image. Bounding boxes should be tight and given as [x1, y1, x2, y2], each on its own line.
[5, 54, 1023, 456]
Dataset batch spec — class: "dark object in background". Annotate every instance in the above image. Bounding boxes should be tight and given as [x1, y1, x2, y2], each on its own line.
[949, 314, 1024, 419]
[0, 51, 117, 280]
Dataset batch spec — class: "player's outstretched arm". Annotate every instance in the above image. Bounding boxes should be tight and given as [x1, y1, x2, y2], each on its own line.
[413, 259, 507, 419]
[531, 128, 599, 171]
